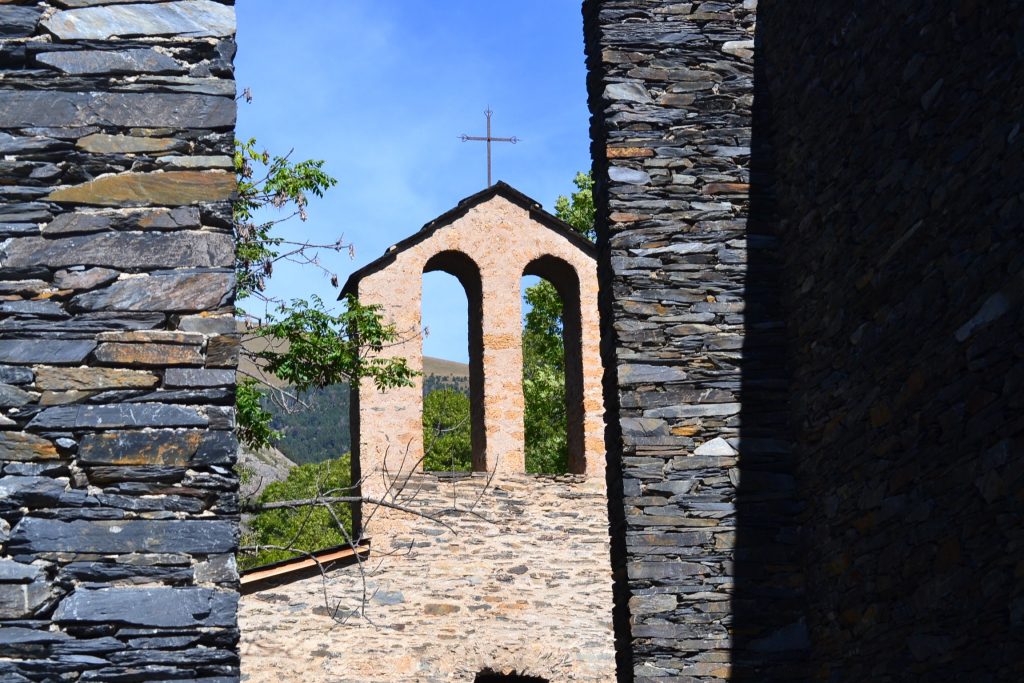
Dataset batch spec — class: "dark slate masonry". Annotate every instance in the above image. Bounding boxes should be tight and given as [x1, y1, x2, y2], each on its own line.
[0, 1, 239, 681]
[586, 1, 1022, 682]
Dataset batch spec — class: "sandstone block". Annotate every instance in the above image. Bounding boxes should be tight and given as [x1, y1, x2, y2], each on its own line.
[0, 433, 59, 461]
[47, 171, 236, 206]
[34, 366, 159, 391]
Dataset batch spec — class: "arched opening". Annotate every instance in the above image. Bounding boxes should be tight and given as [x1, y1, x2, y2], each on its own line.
[422, 250, 486, 471]
[522, 255, 585, 475]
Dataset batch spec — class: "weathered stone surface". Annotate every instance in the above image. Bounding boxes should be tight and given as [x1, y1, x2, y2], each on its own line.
[70, 270, 233, 312]
[37, 49, 183, 76]
[0, 6, 42, 38]
[94, 342, 203, 367]
[0, 300, 67, 318]
[158, 155, 233, 170]
[53, 268, 120, 291]
[27, 403, 206, 430]
[43, 1, 236, 40]
[618, 363, 688, 384]
[76, 133, 184, 154]
[0, 366, 34, 385]
[3, 231, 234, 269]
[78, 429, 211, 465]
[0, 582, 52, 619]
[0, 476, 67, 507]
[0, 0, 239, 674]
[240, 473, 615, 682]
[43, 213, 112, 236]
[0, 340, 95, 365]
[46, 171, 236, 206]
[97, 330, 204, 344]
[137, 206, 201, 230]
[176, 313, 236, 334]
[164, 368, 235, 388]
[0, 224, 39, 238]
[34, 366, 158, 391]
[0, 560, 45, 583]
[205, 335, 239, 367]
[11, 519, 236, 555]
[693, 436, 738, 455]
[0, 433, 59, 462]
[0, 383, 34, 408]
[0, 627, 67, 647]
[55, 587, 237, 629]
[0, 92, 235, 129]
[0, 132, 69, 154]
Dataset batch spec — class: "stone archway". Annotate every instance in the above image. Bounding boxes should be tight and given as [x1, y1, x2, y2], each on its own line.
[422, 250, 487, 469]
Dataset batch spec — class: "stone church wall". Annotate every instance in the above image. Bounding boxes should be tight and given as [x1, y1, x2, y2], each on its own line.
[587, 0, 1022, 681]
[240, 472, 616, 683]
[0, 2, 240, 680]
[758, 3, 1023, 680]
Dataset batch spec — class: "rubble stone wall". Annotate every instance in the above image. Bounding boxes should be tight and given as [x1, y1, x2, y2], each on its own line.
[0, 2, 240, 680]
[240, 472, 616, 683]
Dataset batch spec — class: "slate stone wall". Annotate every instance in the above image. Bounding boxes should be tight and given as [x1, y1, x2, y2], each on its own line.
[584, 2, 807, 681]
[587, 0, 1022, 681]
[759, 3, 1023, 680]
[0, 2, 240, 680]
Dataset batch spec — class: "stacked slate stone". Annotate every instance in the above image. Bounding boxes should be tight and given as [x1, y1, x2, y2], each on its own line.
[758, 3, 1023, 681]
[584, 1, 807, 681]
[0, 2, 239, 680]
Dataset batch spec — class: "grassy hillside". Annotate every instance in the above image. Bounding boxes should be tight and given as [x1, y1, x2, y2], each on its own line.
[263, 356, 468, 465]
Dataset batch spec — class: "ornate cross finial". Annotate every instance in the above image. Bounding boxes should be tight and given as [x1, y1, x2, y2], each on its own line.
[460, 107, 519, 188]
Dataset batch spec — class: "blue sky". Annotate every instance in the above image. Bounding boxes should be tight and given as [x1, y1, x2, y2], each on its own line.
[236, 1, 591, 362]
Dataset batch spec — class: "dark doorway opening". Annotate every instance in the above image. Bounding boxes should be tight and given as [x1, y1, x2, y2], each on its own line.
[474, 669, 548, 683]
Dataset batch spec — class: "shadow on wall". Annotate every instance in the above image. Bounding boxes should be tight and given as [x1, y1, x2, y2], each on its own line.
[739, 1, 1023, 681]
[731, 4, 808, 677]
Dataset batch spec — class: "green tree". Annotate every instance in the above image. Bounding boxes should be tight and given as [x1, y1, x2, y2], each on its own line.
[523, 171, 595, 474]
[422, 388, 472, 472]
[232, 137, 416, 450]
[240, 455, 353, 569]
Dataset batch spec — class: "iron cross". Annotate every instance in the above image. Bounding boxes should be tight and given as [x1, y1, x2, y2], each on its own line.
[460, 108, 519, 188]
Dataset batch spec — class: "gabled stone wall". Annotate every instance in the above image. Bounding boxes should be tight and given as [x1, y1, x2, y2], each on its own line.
[0, 2, 239, 680]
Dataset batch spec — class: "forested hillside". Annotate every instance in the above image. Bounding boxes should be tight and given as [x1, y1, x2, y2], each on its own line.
[264, 356, 468, 465]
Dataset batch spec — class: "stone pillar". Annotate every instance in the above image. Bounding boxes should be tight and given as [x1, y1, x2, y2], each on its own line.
[0, 2, 239, 678]
[480, 271, 526, 474]
[586, 1, 806, 681]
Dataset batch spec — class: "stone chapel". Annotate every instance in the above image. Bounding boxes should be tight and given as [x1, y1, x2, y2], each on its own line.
[238, 183, 616, 682]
